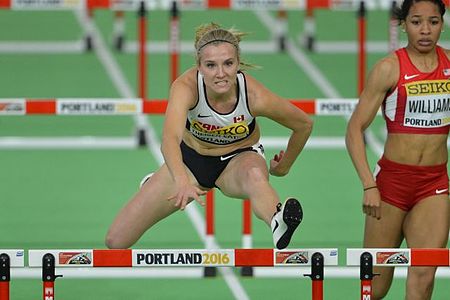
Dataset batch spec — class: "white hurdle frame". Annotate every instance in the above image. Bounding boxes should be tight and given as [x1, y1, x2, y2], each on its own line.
[2, 248, 450, 300]
[0, 248, 338, 300]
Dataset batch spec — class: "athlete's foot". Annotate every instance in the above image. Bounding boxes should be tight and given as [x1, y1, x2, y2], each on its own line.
[271, 198, 303, 249]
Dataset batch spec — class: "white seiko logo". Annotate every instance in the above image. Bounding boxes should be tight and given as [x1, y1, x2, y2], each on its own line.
[404, 74, 419, 80]
[435, 188, 448, 194]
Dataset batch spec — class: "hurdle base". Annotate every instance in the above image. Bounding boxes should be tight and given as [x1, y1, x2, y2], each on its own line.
[114, 35, 125, 52]
[240, 266, 253, 277]
[85, 36, 93, 52]
[203, 267, 217, 277]
[137, 128, 147, 147]
[278, 36, 286, 52]
[306, 36, 315, 52]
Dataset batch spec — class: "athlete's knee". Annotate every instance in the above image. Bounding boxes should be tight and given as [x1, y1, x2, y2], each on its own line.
[372, 288, 389, 300]
[245, 166, 268, 183]
[104, 234, 119, 249]
[407, 267, 436, 296]
[371, 272, 394, 299]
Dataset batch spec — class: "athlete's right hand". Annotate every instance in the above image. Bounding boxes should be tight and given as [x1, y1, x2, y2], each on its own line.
[168, 184, 207, 211]
[362, 188, 381, 219]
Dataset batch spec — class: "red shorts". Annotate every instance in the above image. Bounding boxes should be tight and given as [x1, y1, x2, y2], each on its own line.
[374, 156, 449, 211]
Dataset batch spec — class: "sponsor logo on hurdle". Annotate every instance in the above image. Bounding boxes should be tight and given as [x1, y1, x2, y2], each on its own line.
[316, 99, 358, 115]
[13, 0, 81, 9]
[376, 251, 409, 265]
[275, 251, 309, 264]
[134, 250, 233, 266]
[0, 101, 25, 115]
[110, 0, 141, 10]
[233, 0, 293, 9]
[59, 252, 92, 265]
[116, 103, 140, 113]
[57, 100, 140, 115]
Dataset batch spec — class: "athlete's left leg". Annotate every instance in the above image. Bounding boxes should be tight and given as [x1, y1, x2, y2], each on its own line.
[216, 151, 302, 249]
[403, 194, 449, 300]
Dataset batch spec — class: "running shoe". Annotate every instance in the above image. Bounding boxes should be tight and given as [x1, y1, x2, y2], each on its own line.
[271, 198, 303, 249]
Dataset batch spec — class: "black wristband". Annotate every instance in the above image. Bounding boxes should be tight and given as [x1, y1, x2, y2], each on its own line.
[363, 186, 378, 191]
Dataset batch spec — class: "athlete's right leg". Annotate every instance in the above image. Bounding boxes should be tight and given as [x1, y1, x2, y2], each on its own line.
[105, 164, 195, 249]
[363, 200, 406, 300]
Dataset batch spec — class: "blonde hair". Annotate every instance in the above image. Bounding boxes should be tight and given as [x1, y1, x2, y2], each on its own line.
[194, 23, 256, 70]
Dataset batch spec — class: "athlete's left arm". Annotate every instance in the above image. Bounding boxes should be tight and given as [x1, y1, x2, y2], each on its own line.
[246, 75, 313, 176]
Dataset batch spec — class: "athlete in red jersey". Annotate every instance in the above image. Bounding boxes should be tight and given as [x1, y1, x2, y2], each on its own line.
[346, 1, 449, 299]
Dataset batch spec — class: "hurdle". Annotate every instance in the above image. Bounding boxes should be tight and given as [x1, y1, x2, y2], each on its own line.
[0, 96, 356, 282]
[0, 97, 358, 150]
[302, 0, 450, 53]
[347, 248, 450, 299]
[0, 248, 338, 300]
[0, 0, 308, 149]
[0, 250, 24, 300]
[303, 0, 391, 53]
[3, 248, 450, 299]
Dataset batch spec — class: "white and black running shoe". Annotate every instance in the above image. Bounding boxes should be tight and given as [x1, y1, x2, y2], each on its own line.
[271, 198, 303, 250]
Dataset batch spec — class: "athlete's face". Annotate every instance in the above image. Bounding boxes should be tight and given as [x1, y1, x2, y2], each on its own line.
[198, 43, 239, 95]
[404, 1, 444, 53]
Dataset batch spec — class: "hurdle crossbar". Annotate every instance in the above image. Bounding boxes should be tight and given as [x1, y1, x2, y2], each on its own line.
[0, 98, 358, 116]
[27, 248, 337, 300]
[348, 248, 450, 300]
[0, 250, 24, 300]
[347, 248, 450, 267]
[28, 248, 338, 267]
[0, 0, 308, 11]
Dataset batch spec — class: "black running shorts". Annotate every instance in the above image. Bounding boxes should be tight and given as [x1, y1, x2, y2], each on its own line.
[181, 141, 264, 189]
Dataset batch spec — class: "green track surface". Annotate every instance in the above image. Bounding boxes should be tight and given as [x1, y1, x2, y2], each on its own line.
[0, 8, 449, 300]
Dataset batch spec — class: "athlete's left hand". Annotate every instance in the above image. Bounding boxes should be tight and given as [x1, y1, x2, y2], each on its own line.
[269, 150, 289, 176]
[168, 183, 207, 211]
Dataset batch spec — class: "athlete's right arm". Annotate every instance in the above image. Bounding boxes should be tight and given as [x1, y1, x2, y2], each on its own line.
[161, 69, 206, 210]
[346, 56, 398, 219]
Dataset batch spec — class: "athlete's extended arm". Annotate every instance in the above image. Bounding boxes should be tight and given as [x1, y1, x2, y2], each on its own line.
[346, 56, 398, 219]
[162, 71, 206, 210]
[247, 76, 313, 177]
